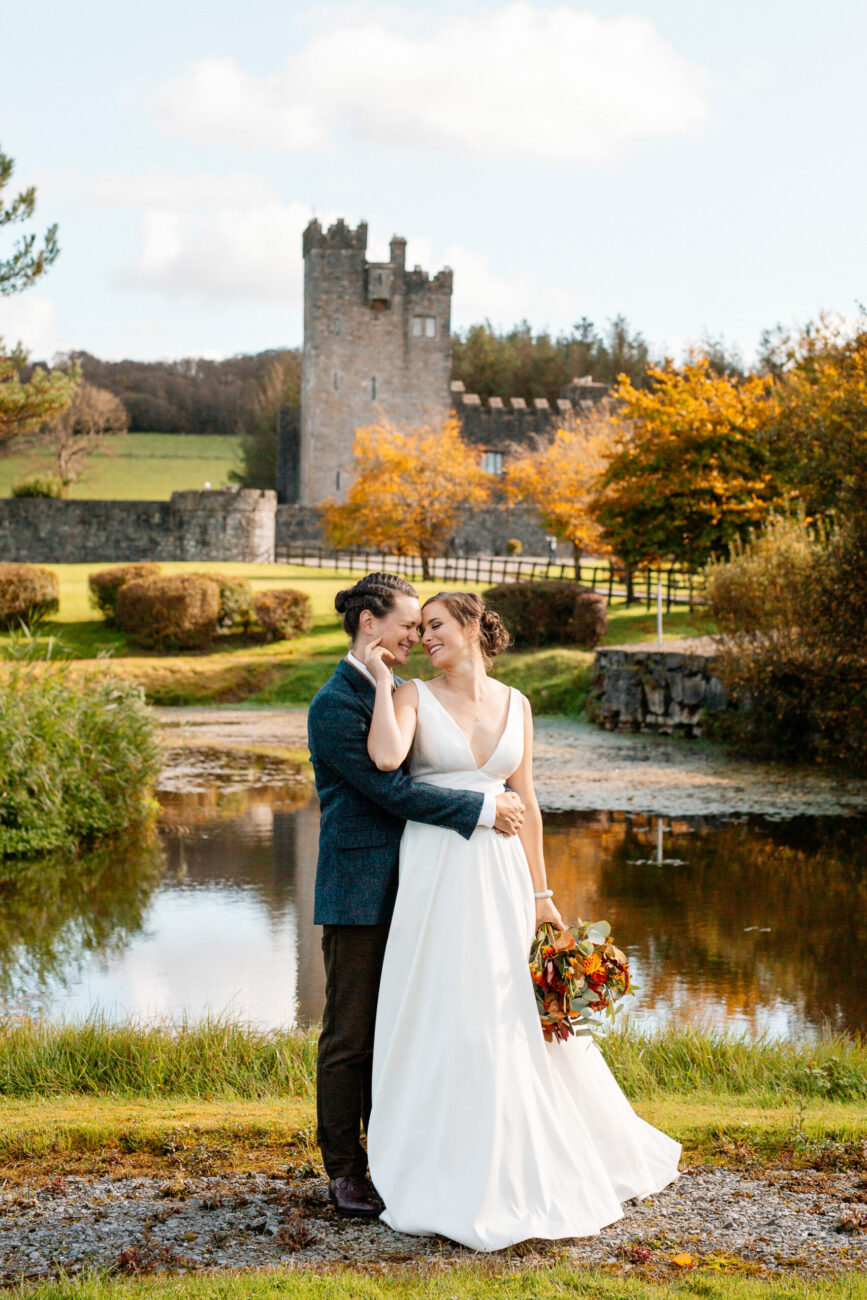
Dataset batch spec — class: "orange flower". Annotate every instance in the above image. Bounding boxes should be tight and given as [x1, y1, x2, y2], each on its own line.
[583, 953, 603, 975]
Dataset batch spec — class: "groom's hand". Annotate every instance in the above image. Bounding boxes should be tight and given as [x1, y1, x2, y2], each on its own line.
[363, 637, 396, 683]
[494, 792, 525, 836]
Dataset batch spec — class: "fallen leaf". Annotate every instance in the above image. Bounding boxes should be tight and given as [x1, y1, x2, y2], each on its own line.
[671, 1253, 695, 1268]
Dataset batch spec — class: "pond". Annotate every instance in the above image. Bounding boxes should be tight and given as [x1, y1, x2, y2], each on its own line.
[1, 756, 864, 1040]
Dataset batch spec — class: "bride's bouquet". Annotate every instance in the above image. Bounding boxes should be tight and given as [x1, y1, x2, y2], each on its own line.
[529, 920, 634, 1042]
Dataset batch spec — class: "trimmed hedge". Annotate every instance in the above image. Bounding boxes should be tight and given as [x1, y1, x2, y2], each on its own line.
[253, 588, 314, 642]
[483, 580, 608, 649]
[89, 564, 162, 621]
[115, 574, 220, 650]
[11, 475, 62, 498]
[189, 573, 253, 634]
[0, 564, 60, 629]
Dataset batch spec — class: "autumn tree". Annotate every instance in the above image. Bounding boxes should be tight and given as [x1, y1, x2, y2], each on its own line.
[40, 381, 128, 495]
[503, 410, 621, 566]
[0, 146, 77, 448]
[596, 357, 782, 569]
[322, 415, 490, 579]
[765, 315, 867, 523]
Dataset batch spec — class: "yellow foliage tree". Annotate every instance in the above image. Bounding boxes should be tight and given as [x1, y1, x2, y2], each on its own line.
[502, 411, 621, 563]
[597, 357, 781, 568]
[322, 415, 490, 579]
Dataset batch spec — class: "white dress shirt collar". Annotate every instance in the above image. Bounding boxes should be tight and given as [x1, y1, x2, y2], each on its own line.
[346, 650, 385, 688]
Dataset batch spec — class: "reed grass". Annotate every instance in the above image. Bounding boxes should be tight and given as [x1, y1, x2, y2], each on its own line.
[0, 1017, 863, 1103]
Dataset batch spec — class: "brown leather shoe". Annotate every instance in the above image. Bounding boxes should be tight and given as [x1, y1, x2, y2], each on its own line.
[328, 1175, 385, 1219]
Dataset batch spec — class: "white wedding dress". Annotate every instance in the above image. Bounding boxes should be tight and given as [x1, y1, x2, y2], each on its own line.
[366, 679, 681, 1251]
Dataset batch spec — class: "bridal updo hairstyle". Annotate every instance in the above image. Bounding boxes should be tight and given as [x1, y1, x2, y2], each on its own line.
[335, 571, 418, 639]
[422, 591, 511, 668]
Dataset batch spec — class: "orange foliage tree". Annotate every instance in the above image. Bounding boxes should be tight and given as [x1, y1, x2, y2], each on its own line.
[321, 415, 490, 579]
[596, 357, 782, 569]
[766, 315, 867, 522]
[502, 412, 620, 564]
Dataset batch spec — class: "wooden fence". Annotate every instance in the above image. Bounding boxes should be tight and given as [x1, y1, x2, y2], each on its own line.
[277, 544, 703, 610]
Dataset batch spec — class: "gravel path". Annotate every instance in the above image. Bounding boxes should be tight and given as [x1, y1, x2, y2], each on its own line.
[1, 1164, 864, 1282]
[157, 707, 867, 818]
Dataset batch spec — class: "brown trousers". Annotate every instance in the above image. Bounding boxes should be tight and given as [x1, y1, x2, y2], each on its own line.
[316, 924, 390, 1180]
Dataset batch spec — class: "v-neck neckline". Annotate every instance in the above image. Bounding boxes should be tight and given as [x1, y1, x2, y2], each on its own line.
[417, 678, 514, 771]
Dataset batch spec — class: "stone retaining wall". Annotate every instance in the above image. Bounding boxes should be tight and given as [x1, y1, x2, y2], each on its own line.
[0, 490, 277, 564]
[592, 645, 728, 737]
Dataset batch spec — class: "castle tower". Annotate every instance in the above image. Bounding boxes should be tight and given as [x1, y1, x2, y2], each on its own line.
[297, 217, 453, 505]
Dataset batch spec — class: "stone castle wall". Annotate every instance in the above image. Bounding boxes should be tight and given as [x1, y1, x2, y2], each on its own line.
[453, 377, 610, 450]
[298, 219, 453, 506]
[0, 490, 277, 564]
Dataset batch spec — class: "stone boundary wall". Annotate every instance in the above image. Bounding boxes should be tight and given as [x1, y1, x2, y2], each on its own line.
[274, 503, 551, 557]
[0, 490, 277, 564]
[592, 646, 728, 737]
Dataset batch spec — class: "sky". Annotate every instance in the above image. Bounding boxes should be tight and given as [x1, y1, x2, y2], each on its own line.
[1, 0, 865, 368]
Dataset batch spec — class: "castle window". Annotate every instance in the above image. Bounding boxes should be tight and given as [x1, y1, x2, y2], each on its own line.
[334, 315, 341, 334]
[371, 376, 376, 400]
[412, 315, 438, 338]
[481, 452, 503, 475]
[333, 371, 339, 391]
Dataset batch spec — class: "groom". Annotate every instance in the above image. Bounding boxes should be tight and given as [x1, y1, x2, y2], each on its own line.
[307, 571, 525, 1218]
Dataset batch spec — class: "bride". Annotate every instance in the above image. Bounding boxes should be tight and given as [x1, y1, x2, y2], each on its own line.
[362, 591, 680, 1251]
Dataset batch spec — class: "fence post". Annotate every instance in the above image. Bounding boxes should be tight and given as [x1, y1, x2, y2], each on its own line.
[666, 568, 674, 612]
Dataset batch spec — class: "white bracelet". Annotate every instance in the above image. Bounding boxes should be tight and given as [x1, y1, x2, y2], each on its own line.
[534, 889, 554, 899]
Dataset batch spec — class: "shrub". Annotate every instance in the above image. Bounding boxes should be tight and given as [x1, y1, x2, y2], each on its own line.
[0, 564, 60, 628]
[89, 564, 162, 621]
[189, 573, 253, 634]
[0, 665, 161, 857]
[705, 511, 867, 770]
[253, 588, 314, 642]
[11, 474, 63, 498]
[115, 574, 220, 650]
[482, 580, 608, 649]
[505, 538, 523, 555]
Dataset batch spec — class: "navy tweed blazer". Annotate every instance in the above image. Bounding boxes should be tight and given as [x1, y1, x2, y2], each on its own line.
[308, 659, 484, 926]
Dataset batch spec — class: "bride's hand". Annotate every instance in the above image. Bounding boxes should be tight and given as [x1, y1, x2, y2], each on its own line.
[363, 637, 396, 683]
[535, 897, 566, 931]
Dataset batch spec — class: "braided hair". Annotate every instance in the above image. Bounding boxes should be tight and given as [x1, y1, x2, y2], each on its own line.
[334, 571, 418, 639]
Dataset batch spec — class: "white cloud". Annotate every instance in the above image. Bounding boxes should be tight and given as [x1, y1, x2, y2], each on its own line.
[116, 201, 318, 305]
[116, 202, 562, 328]
[0, 294, 64, 360]
[86, 171, 279, 209]
[155, 6, 711, 164]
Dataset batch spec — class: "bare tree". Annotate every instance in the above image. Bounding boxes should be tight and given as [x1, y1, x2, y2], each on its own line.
[41, 381, 127, 494]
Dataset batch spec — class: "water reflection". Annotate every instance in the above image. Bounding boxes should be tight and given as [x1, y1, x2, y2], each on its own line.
[1, 789, 864, 1040]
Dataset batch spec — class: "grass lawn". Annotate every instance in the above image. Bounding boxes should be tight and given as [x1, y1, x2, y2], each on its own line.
[0, 564, 717, 710]
[0, 434, 243, 500]
[11, 1268, 867, 1299]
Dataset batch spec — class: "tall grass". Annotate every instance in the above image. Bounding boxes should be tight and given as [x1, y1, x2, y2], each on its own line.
[0, 660, 161, 855]
[0, 1016, 319, 1099]
[0, 1017, 862, 1102]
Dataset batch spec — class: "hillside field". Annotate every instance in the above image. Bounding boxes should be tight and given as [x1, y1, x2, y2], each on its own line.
[0, 433, 243, 500]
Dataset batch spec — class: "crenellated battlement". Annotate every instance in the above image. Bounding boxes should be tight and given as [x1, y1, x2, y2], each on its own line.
[302, 217, 368, 256]
[451, 377, 610, 449]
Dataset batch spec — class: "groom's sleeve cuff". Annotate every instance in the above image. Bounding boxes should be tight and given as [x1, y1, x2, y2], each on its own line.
[478, 794, 496, 828]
